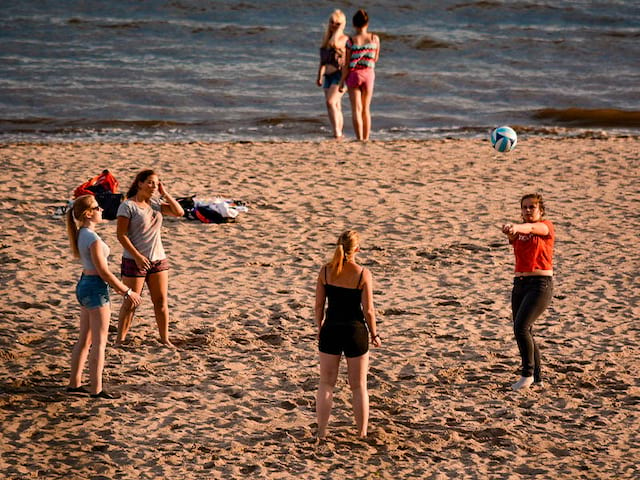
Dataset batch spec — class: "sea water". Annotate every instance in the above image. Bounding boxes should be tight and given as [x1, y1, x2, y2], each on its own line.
[1, 0, 638, 142]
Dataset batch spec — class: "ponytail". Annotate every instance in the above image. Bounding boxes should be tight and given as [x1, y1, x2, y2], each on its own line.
[66, 207, 80, 258]
[327, 230, 360, 278]
[329, 243, 346, 277]
[66, 195, 94, 258]
[353, 9, 369, 29]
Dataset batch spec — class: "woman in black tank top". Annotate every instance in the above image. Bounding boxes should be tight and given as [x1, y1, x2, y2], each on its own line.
[314, 230, 381, 440]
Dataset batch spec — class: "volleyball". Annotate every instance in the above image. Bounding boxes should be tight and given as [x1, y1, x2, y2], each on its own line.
[490, 126, 518, 152]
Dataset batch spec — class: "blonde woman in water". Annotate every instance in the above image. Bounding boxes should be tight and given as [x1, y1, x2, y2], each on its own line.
[316, 9, 349, 139]
[314, 230, 381, 439]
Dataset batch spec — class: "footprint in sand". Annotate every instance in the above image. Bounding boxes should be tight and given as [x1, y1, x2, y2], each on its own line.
[258, 333, 284, 346]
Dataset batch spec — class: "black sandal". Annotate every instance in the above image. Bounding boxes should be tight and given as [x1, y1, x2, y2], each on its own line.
[66, 386, 90, 395]
[90, 390, 121, 399]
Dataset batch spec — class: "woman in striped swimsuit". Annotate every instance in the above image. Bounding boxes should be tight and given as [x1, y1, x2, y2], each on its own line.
[339, 9, 380, 141]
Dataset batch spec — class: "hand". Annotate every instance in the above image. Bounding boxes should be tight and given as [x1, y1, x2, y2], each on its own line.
[126, 290, 142, 307]
[502, 224, 515, 236]
[371, 334, 382, 347]
[338, 83, 346, 93]
[135, 255, 151, 270]
[158, 181, 167, 197]
[316, 78, 323, 87]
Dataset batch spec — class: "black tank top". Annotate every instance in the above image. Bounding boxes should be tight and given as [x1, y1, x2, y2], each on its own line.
[319, 46, 344, 69]
[324, 267, 365, 325]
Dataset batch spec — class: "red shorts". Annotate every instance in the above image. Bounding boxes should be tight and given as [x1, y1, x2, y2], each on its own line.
[346, 68, 375, 91]
[121, 257, 169, 278]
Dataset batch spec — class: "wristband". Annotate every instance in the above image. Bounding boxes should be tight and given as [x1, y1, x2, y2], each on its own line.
[124, 288, 132, 298]
[372, 334, 380, 340]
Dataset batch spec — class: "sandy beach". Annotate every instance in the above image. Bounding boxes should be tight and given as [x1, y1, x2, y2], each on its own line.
[0, 137, 638, 479]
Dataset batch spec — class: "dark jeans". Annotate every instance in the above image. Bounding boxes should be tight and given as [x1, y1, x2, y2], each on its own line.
[511, 276, 553, 379]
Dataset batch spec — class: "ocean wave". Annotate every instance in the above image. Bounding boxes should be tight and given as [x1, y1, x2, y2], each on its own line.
[193, 25, 270, 36]
[67, 17, 168, 30]
[2, 120, 636, 145]
[255, 116, 323, 127]
[0, 115, 327, 138]
[377, 32, 454, 50]
[533, 108, 640, 127]
[602, 30, 640, 39]
[447, 1, 568, 12]
[0, 118, 205, 133]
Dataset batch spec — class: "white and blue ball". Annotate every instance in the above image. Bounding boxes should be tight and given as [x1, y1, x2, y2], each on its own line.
[490, 126, 518, 152]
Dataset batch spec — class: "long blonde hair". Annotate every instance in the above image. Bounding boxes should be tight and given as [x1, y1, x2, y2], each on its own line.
[66, 195, 95, 258]
[328, 230, 359, 277]
[320, 9, 346, 49]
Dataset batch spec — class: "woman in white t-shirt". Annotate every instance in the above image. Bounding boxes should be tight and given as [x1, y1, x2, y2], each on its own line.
[66, 195, 142, 399]
[116, 170, 184, 347]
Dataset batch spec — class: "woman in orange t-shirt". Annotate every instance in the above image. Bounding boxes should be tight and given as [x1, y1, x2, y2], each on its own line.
[501, 193, 554, 391]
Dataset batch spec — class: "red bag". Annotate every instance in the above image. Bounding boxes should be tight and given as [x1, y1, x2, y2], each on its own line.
[73, 170, 119, 198]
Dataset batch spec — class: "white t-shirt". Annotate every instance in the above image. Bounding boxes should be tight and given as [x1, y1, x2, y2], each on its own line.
[116, 198, 166, 262]
[77, 228, 110, 271]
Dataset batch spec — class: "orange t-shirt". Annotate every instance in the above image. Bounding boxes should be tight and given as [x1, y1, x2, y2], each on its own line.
[511, 220, 554, 272]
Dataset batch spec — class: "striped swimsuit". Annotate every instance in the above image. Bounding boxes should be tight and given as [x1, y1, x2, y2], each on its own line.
[346, 37, 378, 90]
[346, 38, 378, 70]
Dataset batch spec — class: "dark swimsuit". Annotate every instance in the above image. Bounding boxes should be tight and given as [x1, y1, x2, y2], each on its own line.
[319, 47, 343, 70]
[320, 46, 344, 89]
[318, 267, 369, 358]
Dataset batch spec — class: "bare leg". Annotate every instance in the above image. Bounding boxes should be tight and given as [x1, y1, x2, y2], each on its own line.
[116, 276, 145, 344]
[146, 270, 173, 346]
[348, 87, 364, 140]
[324, 84, 345, 138]
[360, 85, 375, 141]
[346, 352, 370, 437]
[68, 307, 91, 388]
[316, 352, 341, 439]
[88, 305, 110, 395]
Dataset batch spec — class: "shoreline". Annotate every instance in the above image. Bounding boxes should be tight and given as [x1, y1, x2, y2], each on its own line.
[1, 124, 639, 146]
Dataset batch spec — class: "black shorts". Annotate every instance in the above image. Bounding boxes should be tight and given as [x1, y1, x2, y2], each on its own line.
[121, 257, 169, 278]
[318, 322, 369, 358]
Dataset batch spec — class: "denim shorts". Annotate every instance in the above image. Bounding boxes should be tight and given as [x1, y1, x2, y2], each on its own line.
[76, 274, 110, 309]
[323, 70, 342, 89]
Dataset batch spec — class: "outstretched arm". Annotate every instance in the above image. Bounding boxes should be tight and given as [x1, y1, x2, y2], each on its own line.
[502, 221, 549, 239]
